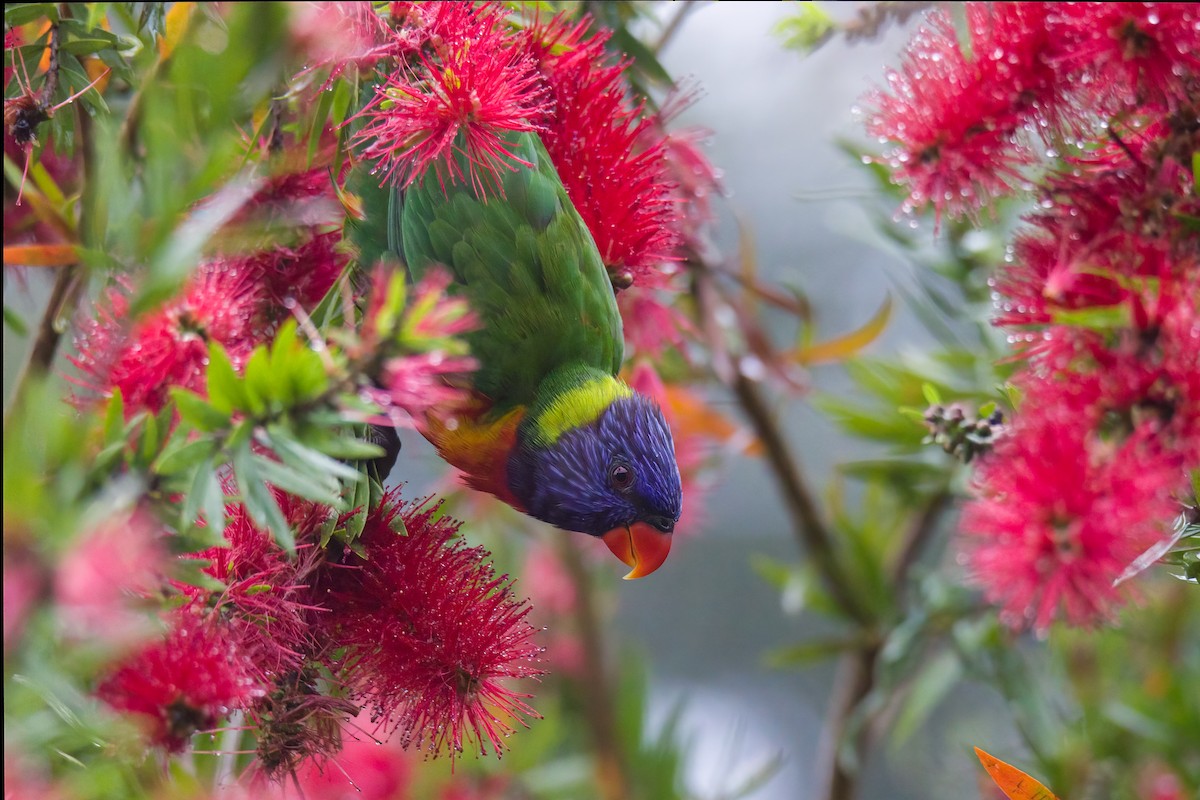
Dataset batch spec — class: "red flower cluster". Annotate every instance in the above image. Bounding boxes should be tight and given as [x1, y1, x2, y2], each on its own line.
[314, 490, 543, 760]
[96, 486, 542, 771]
[351, 3, 714, 338]
[96, 609, 268, 752]
[69, 166, 347, 417]
[869, 3, 1199, 630]
[864, 2, 1200, 223]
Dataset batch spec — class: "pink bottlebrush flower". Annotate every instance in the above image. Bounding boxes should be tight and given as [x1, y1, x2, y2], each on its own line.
[863, 4, 1059, 222]
[315, 490, 543, 760]
[962, 392, 1182, 632]
[96, 609, 268, 752]
[55, 508, 165, 647]
[290, 2, 400, 85]
[3, 544, 43, 657]
[368, 352, 479, 427]
[1045, 2, 1200, 113]
[520, 542, 585, 676]
[353, 3, 550, 196]
[520, 15, 682, 286]
[3, 756, 66, 800]
[359, 267, 478, 427]
[69, 264, 270, 415]
[617, 289, 695, 360]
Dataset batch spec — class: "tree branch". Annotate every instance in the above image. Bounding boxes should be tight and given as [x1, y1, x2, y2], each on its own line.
[555, 537, 631, 800]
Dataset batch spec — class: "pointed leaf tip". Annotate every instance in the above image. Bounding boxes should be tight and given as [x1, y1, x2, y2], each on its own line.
[974, 747, 1059, 800]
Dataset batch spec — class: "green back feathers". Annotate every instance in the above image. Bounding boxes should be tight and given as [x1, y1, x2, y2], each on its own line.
[395, 131, 624, 414]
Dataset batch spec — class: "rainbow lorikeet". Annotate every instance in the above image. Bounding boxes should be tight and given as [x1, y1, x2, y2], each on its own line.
[392, 130, 681, 578]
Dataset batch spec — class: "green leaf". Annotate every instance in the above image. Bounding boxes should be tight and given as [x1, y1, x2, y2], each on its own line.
[172, 388, 231, 432]
[3, 305, 29, 335]
[265, 425, 363, 483]
[205, 341, 247, 415]
[890, 648, 962, 746]
[294, 426, 385, 461]
[773, 1, 836, 52]
[922, 383, 942, 405]
[103, 389, 125, 445]
[766, 636, 869, 668]
[241, 346, 273, 416]
[233, 443, 294, 552]
[154, 435, 219, 477]
[250, 453, 344, 507]
[1050, 303, 1130, 330]
[4, 3, 59, 26]
[182, 456, 226, 537]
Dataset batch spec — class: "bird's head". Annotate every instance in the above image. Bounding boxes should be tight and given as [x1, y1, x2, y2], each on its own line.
[508, 390, 682, 579]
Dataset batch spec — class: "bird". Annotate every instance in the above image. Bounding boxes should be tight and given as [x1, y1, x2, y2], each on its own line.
[391, 130, 681, 579]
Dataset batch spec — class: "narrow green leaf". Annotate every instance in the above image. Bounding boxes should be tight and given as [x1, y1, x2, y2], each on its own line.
[233, 444, 294, 553]
[297, 427, 385, 461]
[891, 648, 962, 746]
[766, 636, 868, 668]
[205, 341, 246, 415]
[154, 436, 219, 477]
[3, 305, 29, 335]
[172, 388, 231, 432]
[265, 425, 363, 483]
[242, 346, 273, 415]
[250, 453, 344, 507]
[4, 4, 60, 26]
[922, 383, 942, 405]
[182, 456, 226, 537]
[103, 389, 125, 445]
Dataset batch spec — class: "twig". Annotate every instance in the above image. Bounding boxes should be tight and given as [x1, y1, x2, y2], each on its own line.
[653, 2, 700, 56]
[815, 488, 952, 800]
[728, 367, 874, 625]
[554, 537, 631, 800]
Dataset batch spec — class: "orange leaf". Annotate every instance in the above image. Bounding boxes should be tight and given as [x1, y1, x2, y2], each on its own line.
[974, 747, 1060, 800]
[158, 2, 196, 61]
[790, 295, 892, 365]
[3, 244, 78, 268]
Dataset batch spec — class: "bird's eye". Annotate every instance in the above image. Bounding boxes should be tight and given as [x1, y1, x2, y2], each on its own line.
[609, 463, 634, 492]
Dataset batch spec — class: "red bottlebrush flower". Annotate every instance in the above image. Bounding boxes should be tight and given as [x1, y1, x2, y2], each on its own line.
[96, 609, 268, 752]
[1045, 2, 1200, 113]
[520, 16, 681, 285]
[55, 508, 165, 647]
[241, 229, 348, 318]
[180, 494, 328, 680]
[315, 490, 542, 760]
[863, 5, 1058, 223]
[962, 390, 1182, 632]
[353, 3, 549, 196]
[69, 264, 270, 414]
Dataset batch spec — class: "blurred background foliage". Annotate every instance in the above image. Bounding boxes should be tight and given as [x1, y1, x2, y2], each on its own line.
[4, 3, 1198, 800]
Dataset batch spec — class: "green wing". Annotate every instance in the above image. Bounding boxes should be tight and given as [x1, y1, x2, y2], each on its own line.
[395, 131, 624, 412]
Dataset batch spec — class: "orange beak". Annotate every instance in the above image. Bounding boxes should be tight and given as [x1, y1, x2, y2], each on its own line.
[601, 522, 673, 580]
